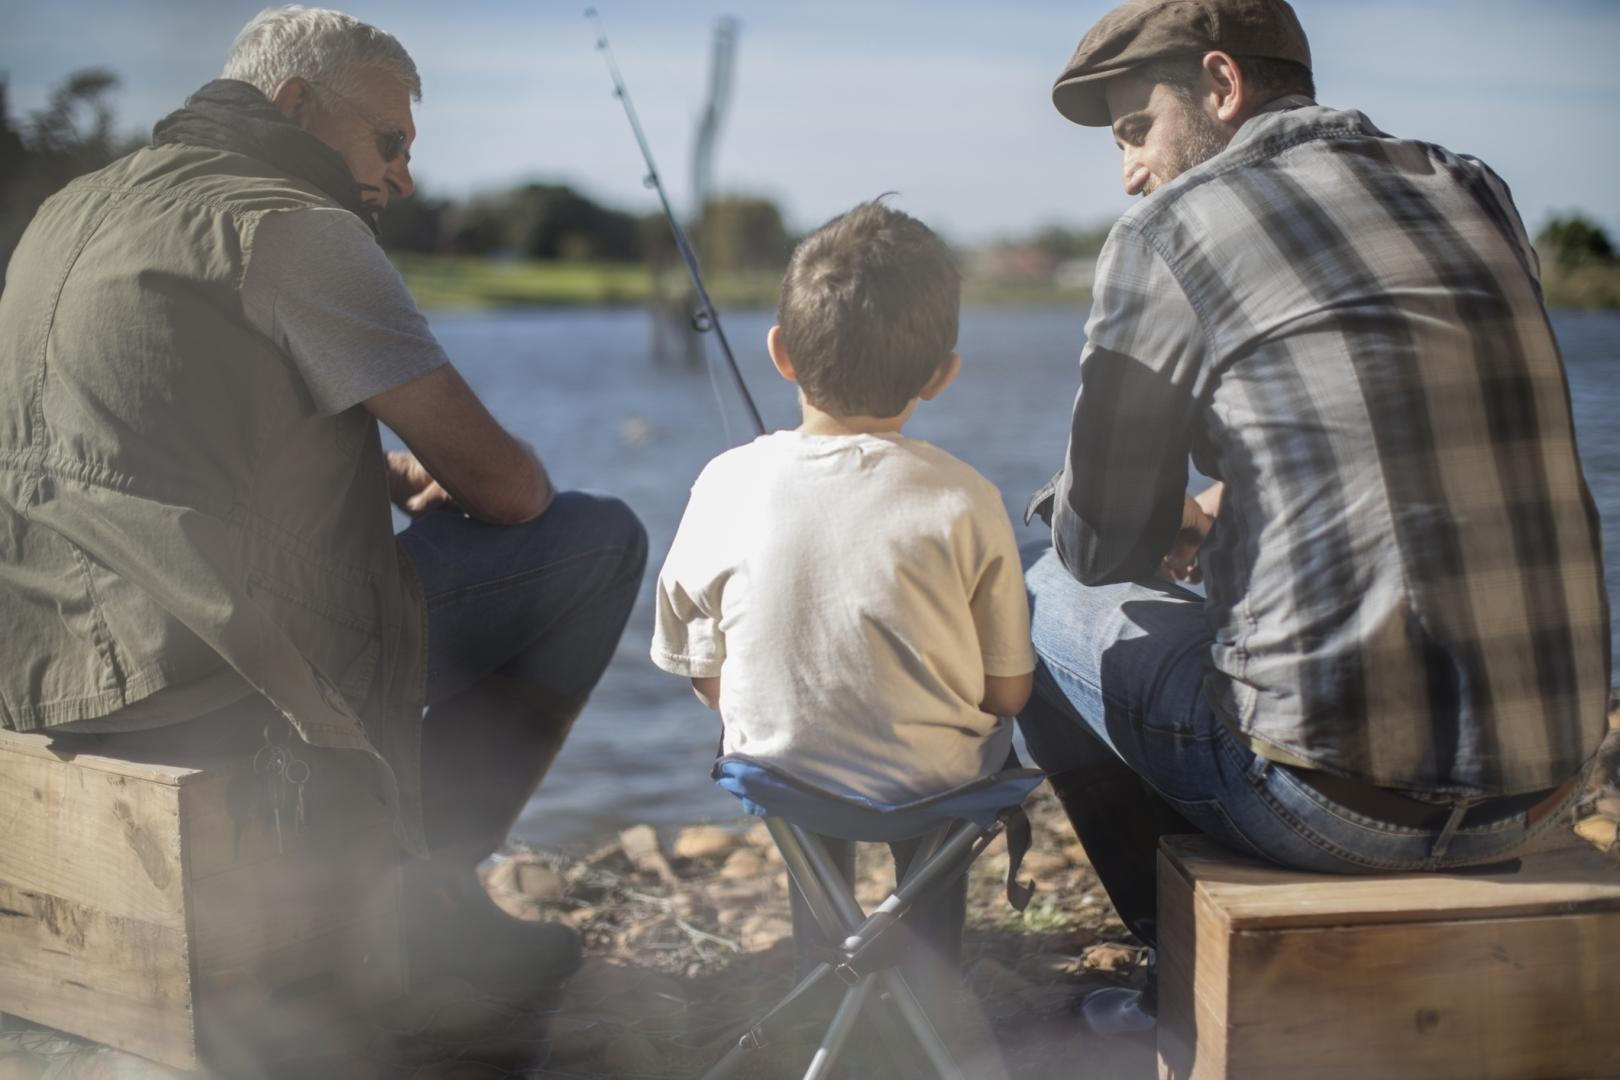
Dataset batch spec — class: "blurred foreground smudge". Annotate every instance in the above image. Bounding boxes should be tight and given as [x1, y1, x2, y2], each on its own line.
[4, 705, 1615, 1079]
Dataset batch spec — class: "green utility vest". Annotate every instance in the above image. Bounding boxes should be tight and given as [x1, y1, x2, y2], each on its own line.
[0, 145, 426, 845]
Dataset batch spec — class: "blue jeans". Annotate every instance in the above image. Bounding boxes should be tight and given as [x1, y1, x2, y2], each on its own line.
[399, 491, 648, 860]
[400, 491, 648, 706]
[1018, 547, 1580, 876]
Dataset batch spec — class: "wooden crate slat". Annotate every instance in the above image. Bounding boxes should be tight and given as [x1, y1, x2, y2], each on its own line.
[1169, 834, 1620, 930]
[189, 822, 402, 978]
[1216, 912, 1620, 1079]
[181, 752, 394, 883]
[1158, 834, 1620, 1080]
[0, 721, 405, 1073]
[0, 879, 195, 1070]
[0, 738, 188, 928]
[1157, 851, 1232, 1079]
[0, 729, 202, 785]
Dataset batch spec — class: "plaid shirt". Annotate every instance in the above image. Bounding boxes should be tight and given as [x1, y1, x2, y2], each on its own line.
[1047, 98, 1610, 795]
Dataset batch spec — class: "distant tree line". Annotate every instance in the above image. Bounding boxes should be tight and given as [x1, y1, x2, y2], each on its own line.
[1023, 222, 1112, 263]
[0, 68, 797, 283]
[382, 181, 796, 277]
[0, 69, 144, 275]
[5, 69, 1616, 303]
[1536, 214, 1615, 272]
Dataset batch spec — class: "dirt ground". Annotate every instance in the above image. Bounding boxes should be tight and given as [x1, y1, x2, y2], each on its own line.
[468, 781, 1158, 1079]
[4, 707, 1617, 1079]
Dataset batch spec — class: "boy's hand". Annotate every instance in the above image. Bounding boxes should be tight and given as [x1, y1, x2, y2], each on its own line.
[691, 676, 721, 711]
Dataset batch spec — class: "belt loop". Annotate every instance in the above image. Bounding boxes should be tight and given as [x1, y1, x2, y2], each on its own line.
[1423, 797, 1480, 870]
[1246, 755, 1271, 782]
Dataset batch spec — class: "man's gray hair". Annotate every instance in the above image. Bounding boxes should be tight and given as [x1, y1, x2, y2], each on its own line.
[223, 5, 422, 103]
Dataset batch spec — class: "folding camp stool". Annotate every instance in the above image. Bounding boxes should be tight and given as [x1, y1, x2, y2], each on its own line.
[703, 754, 1044, 1080]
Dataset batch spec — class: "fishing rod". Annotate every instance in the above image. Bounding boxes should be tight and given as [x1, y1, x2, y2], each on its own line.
[585, 7, 767, 438]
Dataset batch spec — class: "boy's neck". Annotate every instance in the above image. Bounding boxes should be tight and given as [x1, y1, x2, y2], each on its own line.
[797, 397, 916, 437]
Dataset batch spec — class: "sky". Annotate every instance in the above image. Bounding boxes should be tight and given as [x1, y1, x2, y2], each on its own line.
[4, 0, 1618, 246]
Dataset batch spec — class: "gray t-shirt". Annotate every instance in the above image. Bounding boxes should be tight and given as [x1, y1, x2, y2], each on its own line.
[64, 208, 448, 733]
[242, 206, 450, 413]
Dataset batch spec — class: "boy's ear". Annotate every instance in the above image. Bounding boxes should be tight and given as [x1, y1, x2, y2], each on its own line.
[918, 352, 961, 401]
[766, 325, 798, 383]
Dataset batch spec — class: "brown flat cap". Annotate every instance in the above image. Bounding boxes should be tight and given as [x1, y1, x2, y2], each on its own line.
[1053, 0, 1310, 126]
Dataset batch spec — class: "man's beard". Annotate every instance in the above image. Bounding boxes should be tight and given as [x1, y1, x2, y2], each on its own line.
[1151, 93, 1232, 193]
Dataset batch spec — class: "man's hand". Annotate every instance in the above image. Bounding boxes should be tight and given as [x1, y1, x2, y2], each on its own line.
[366, 365, 552, 525]
[386, 450, 457, 516]
[1159, 482, 1224, 583]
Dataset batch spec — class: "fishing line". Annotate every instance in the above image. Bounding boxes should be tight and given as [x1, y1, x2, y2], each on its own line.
[586, 7, 768, 442]
[701, 335, 738, 447]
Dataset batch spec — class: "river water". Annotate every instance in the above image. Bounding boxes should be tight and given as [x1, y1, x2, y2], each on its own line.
[421, 306, 1620, 848]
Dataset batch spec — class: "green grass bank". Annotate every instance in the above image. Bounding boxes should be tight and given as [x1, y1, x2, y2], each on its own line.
[394, 254, 1620, 313]
[391, 254, 1092, 311]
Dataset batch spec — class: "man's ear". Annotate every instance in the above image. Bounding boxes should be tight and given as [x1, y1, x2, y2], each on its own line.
[269, 77, 312, 125]
[766, 325, 798, 383]
[918, 352, 961, 401]
[1201, 50, 1247, 126]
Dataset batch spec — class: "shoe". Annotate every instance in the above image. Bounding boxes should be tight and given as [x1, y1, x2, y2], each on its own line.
[403, 859, 583, 1000]
[1078, 986, 1156, 1036]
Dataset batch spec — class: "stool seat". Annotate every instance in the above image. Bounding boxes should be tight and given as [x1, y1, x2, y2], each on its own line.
[1156, 833, 1620, 1080]
[704, 754, 1042, 1079]
[713, 754, 1045, 842]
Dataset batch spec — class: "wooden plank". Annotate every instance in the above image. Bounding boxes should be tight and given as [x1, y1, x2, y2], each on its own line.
[196, 920, 401, 1071]
[188, 818, 402, 981]
[185, 753, 405, 1065]
[0, 728, 202, 786]
[181, 749, 393, 883]
[188, 802, 404, 1070]
[0, 746, 187, 928]
[1221, 912, 1620, 1079]
[1158, 845, 1232, 1080]
[1162, 835, 1620, 931]
[0, 880, 196, 1070]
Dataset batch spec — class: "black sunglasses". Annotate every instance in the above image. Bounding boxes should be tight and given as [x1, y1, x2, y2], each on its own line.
[311, 81, 409, 164]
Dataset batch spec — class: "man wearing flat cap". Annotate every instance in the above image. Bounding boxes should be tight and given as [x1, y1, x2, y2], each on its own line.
[1020, 0, 1609, 1024]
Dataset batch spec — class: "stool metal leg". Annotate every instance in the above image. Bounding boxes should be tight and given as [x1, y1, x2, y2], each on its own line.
[880, 968, 965, 1080]
[900, 825, 953, 880]
[841, 821, 983, 968]
[790, 823, 870, 928]
[721, 815, 997, 1080]
[703, 962, 841, 1080]
[769, 818, 858, 942]
[802, 976, 876, 1080]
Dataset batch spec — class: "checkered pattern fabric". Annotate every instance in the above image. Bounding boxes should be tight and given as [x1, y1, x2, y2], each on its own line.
[1048, 97, 1610, 794]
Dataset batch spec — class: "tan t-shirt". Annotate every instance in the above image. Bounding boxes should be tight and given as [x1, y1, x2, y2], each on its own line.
[651, 431, 1035, 802]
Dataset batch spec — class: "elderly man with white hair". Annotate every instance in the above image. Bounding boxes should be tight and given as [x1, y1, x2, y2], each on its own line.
[0, 6, 646, 999]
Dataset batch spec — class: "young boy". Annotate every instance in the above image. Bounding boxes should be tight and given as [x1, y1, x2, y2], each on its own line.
[650, 200, 1035, 1001]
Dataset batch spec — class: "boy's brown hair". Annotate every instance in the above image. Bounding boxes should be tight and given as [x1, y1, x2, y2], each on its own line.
[777, 199, 960, 418]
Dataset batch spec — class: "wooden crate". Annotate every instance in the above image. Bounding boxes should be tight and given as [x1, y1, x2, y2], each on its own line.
[0, 715, 404, 1072]
[1157, 833, 1620, 1080]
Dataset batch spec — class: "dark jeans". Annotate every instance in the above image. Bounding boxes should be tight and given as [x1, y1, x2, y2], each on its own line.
[400, 492, 648, 705]
[399, 491, 648, 861]
[789, 833, 968, 1021]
